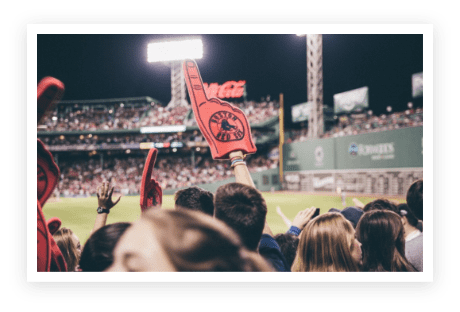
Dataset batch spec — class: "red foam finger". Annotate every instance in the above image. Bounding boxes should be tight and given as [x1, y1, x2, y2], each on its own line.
[47, 217, 61, 235]
[37, 77, 65, 123]
[140, 148, 162, 212]
[37, 200, 51, 272]
[183, 60, 208, 106]
[37, 139, 60, 207]
[183, 59, 257, 159]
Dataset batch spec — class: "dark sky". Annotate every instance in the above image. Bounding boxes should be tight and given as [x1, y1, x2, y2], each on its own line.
[37, 34, 423, 128]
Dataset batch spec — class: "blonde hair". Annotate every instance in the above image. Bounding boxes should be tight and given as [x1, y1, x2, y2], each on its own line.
[292, 213, 360, 272]
[53, 227, 80, 272]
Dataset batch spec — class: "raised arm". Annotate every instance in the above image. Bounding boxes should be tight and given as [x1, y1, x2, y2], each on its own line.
[92, 181, 121, 234]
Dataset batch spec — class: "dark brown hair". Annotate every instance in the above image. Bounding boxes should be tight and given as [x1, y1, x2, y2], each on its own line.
[363, 199, 398, 213]
[356, 210, 416, 272]
[214, 183, 267, 251]
[406, 179, 423, 220]
[174, 186, 214, 216]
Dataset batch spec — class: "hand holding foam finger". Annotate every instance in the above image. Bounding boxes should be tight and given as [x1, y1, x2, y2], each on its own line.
[140, 148, 162, 212]
[183, 59, 256, 160]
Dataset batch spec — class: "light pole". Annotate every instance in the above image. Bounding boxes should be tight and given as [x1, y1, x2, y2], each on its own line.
[147, 38, 203, 108]
[297, 34, 324, 139]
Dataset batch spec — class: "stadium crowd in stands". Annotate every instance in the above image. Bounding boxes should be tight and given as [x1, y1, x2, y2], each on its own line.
[38, 99, 279, 132]
[57, 153, 279, 196]
[288, 108, 423, 143]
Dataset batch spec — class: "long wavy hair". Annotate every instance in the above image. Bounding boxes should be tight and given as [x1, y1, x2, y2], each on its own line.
[356, 210, 416, 272]
[53, 227, 80, 272]
[292, 213, 360, 272]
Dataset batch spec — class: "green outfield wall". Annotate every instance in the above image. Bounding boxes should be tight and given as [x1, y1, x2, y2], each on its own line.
[282, 127, 423, 196]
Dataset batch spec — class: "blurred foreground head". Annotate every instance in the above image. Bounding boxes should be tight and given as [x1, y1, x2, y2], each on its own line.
[292, 213, 361, 272]
[106, 209, 272, 272]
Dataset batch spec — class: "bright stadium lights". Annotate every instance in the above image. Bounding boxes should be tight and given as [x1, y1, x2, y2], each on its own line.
[147, 38, 203, 63]
[387, 106, 392, 113]
[408, 102, 413, 108]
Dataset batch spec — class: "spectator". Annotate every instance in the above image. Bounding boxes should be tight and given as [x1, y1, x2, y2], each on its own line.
[79, 222, 131, 272]
[214, 183, 266, 252]
[174, 186, 215, 216]
[291, 212, 362, 272]
[397, 204, 423, 272]
[363, 198, 398, 213]
[53, 227, 82, 272]
[274, 233, 299, 270]
[106, 209, 272, 272]
[406, 179, 423, 221]
[328, 206, 364, 229]
[356, 210, 416, 272]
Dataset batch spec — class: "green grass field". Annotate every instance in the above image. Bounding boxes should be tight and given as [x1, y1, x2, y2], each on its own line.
[42, 193, 405, 245]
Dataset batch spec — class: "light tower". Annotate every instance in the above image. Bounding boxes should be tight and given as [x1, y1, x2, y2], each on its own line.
[298, 34, 324, 138]
[147, 38, 203, 108]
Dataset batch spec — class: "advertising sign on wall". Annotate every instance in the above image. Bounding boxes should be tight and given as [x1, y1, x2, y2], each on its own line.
[333, 86, 369, 114]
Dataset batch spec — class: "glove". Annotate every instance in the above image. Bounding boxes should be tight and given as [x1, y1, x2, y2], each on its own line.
[140, 148, 162, 212]
[183, 59, 256, 160]
[37, 139, 60, 207]
[37, 76, 65, 124]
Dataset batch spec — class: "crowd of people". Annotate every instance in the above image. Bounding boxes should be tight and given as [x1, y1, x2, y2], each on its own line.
[38, 128, 275, 148]
[38, 99, 279, 132]
[57, 153, 279, 196]
[50, 164, 423, 273]
[289, 108, 423, 143]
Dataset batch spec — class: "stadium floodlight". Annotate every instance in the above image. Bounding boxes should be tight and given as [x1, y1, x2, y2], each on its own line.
[147, 39, 203, 63]
[387, 106, 392, 113]
[147, 38, 203, 108]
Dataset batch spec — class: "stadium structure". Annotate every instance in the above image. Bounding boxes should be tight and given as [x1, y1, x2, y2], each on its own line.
[37, 92, 422, 198]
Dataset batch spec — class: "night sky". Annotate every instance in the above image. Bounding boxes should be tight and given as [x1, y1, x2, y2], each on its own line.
[37, 34, 423, 128]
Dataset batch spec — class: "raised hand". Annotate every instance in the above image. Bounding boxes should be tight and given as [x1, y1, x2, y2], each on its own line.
[97, 181, 121, 211]
[140, 148, 162, 212]
[292, 207, 318, 231]
[183, 59, 256, 160]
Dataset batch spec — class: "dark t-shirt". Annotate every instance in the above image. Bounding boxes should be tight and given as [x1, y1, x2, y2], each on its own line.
[259, 234, 290, 272]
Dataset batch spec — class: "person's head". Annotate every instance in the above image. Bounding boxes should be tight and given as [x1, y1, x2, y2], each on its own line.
[53, 227, 81, 272]
[328, 207, 363, 229]
[274, 233, 299, 269]
[406, 179, 423, 220]
[174, 186, 214, 216]
[292, 213, 361, 272]
[106, 208, 272, 272]
[397, 203, 419, 232]
[79, 222, 131, 272]
[363, 199, 398, 213]
[214, 183, 267, 251]
[356, 210, 415, 272]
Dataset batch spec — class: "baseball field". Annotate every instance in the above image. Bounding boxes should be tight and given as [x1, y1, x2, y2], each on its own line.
[42, 192, 405, 245]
